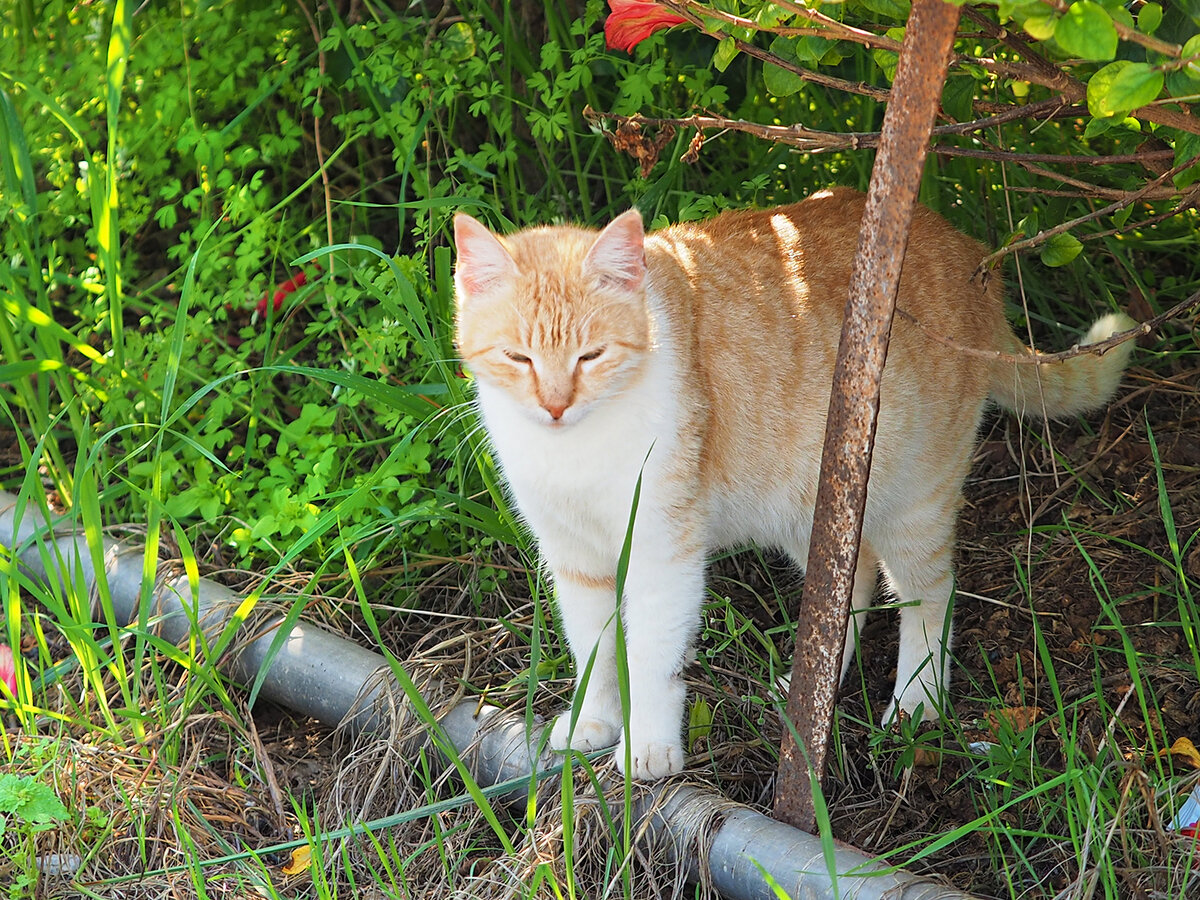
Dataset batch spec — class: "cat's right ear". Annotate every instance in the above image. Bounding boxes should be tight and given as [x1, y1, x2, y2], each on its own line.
[454, 214, 518, 301]
[584, 209, 647, 295]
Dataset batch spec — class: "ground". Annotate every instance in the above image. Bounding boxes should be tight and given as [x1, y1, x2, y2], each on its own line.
[7, 323, 1198, 899]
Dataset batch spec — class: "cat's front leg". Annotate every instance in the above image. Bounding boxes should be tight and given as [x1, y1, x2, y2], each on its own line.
[548, 570, 623, 754]
[614, 544, 707, 780]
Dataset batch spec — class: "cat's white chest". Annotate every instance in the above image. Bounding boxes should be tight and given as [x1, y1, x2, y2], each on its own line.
[474, 372, 680, 562]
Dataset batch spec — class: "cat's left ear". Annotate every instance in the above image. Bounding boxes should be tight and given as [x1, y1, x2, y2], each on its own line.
[584, 209, 646, 294]
[454, 213, 518, 301]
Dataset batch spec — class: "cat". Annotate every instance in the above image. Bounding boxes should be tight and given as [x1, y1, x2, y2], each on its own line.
[452, 187, 1134, 781]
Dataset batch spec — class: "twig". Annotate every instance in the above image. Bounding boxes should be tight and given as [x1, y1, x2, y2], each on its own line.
[658, 0, 891, 101]
[934, 147, 1175, 167]
[978, 153, 1200, 270]
[296, 0, 335, 277]
[895, 287, 1200, 365]
[583, 100, 1088, 159]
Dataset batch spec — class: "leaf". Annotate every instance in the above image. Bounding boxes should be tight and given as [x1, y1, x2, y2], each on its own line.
[793, 35, 833, 65]
[1022, 11, 1059, 41]
[1055, 1, 1118, 61]
[1040, 232, 1084, 267]
[713, 36, 738, 72]
[998, 0, 1044, 19]
[764, 62, 805, 97]
[1083, 114, 1123, 138]
[941, 76, 976, 123]
[1172, 130, 1200, 189]
[441, 21, 476, 62]
[1138, 2, 1163, 34]
[688, 696, 713, 749]
[1160, 736, 1200, 769]
[764, 35, 806, 97]
[1103, 62, 1164, 115]
[0, 775, 69, 824]
[283, 845, 313, 875]
[986, 705, 1042, 736]
[1183, 35, 1200, 83]
[1088, 60, 1135, 117]
[859, 0, 911, 21]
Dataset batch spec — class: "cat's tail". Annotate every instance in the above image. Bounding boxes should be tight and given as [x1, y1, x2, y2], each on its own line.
[988, 313, 1137, 419]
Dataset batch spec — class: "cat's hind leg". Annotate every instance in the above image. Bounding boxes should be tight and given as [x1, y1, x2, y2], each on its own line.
[876, 516, 957, 724]
[548, 570, 623, 754]
[775, 540, 879, 698]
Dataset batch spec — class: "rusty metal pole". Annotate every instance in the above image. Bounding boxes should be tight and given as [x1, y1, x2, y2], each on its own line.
[774, 0, 963, 833]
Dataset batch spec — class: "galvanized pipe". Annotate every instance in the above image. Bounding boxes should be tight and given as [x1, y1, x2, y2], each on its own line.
[0, 491, 981, 898]
[775, 0, 964, 832]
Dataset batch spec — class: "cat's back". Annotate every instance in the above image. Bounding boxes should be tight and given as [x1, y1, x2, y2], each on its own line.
[642, 188, 1007, 502]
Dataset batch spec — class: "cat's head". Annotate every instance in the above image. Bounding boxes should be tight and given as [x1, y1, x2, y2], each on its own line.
[453, 210, 652, 428]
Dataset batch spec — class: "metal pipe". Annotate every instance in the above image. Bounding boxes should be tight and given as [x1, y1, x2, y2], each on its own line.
[0, 491, 981, 899]
[775, 0, 964, 833]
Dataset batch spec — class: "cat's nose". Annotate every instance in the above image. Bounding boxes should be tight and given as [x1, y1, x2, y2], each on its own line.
[544, 401, 568, 420]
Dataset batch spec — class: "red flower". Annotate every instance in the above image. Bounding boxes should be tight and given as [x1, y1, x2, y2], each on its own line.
[255, 263, 322, 316]
[0, 644, 15, 698]
[605, 0, 688, 52]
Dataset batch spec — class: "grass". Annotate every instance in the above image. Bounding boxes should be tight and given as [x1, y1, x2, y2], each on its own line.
[1, 0, 1199, 898]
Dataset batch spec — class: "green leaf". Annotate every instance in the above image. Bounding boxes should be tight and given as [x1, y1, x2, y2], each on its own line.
[1022, 11, 1059, 41]
[1088, 60, 1134, 116]
[1112, 204, 1133, 227]
[997, 0, 1044, 19]
[713, 36, 738, 72]
[764, 35, 806, 97]
[1040, 232, 1084, 267]
[1137, 1, 1162, 33]
[1055, 1, 1118, 60]
[763, 62, 805, 96]
[1082, 114, 1122, 137]
[688, 696, 713, 749]
[1183, 35, 1200, 82]
[859, 0, 911, 21]
[793, 35, 833, 64]
[1173, 130, 1200, 189]
[941, 76, 976, 123]
[0, 775, 69, 824]
[1016, 211, 1039, 240]
[442, 21, 476, 62]
[1103, 62, 1164, 114]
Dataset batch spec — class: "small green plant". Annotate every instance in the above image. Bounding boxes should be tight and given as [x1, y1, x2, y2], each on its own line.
[0, 771, 70, 899]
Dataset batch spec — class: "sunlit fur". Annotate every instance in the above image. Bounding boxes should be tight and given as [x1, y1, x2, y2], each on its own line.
[454, 187, 1135, 780]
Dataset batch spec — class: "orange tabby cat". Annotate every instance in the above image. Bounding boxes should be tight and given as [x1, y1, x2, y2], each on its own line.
[453, 188, 1134, 780]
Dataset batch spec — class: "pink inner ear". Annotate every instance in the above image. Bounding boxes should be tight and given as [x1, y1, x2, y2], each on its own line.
[455, 214, 517, 298]
[585, 209, 646, 293]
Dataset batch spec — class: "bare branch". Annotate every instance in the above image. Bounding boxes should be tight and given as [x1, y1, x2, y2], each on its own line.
[896, 289, 1200, 365]
[977, 153, 1200, 271]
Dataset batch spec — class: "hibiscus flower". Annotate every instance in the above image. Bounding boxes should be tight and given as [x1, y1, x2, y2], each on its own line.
[0, 644, 15, 698]
[605, 0, 689, 53]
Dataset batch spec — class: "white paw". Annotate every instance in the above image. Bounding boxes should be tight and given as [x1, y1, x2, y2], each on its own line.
[882, 686, 941, 726]
[614, 737, 685, 781]
[549, 712, 620, 753]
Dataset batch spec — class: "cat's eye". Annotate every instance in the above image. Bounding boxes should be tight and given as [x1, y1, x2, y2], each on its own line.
[578, 347, 606, 362]
[504, 350, 531, 364]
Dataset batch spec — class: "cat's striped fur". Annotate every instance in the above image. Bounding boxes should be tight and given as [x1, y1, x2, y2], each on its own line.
[454, 187, 1134, 780]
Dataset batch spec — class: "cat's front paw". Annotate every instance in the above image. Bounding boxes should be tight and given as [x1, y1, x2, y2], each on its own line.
[615, 737, 685, 781]
[881, 687, 942, 727]
[549, 712, 620, 753]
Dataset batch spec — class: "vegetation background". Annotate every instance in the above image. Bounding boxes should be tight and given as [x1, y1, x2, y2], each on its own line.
[1, 0, 1198, 897]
